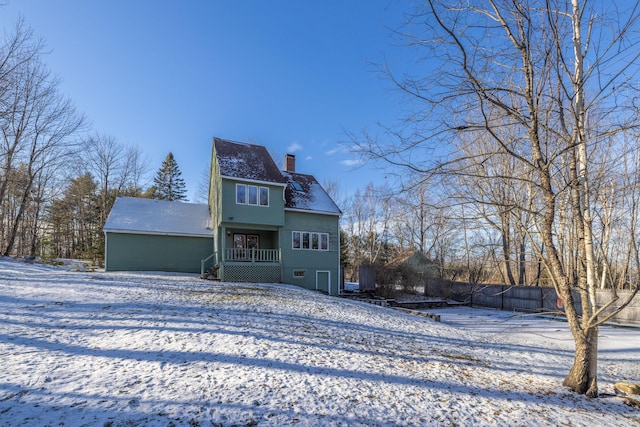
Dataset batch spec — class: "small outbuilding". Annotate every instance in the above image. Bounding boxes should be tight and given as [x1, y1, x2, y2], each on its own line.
[377, 250, 439, 295]
[103, 197, 213, 273]
[386, 251, 439, 275]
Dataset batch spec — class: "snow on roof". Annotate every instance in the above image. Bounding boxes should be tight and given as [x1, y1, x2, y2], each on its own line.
[214, 137, 342, 215]
[283, 171, 342, 215]
[103, 197, 212, 237]
[214, 138, 286, 185]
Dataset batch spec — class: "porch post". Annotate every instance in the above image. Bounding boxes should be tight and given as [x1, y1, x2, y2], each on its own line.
[221, 225, 226, 262]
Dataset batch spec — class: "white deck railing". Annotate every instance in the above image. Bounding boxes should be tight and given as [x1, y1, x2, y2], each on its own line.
[224, 248, 280, 263]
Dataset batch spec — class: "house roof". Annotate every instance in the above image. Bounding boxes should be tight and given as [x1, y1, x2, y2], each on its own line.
[104, 197, 213, 237]
[383, 250, 438, 275]
[283, 171, 342, 215]
[214, 137, 342, 216]
[214, 138, 287, 185]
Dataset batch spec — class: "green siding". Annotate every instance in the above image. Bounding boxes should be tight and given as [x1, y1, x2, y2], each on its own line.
[209, 148, 223, 228]
[221, 179, 284, 226]
[281, 211, 340, 294]
[106, 232, 213, 273]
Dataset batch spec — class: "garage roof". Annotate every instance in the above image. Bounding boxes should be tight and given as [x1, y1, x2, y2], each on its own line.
[104, 197, 213, 237]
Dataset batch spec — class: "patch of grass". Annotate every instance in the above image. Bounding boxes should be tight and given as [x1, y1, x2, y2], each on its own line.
[436, 350, 490, 367]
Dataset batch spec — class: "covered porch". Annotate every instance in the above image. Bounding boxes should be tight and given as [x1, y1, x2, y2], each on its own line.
[202, 225, 282, 282]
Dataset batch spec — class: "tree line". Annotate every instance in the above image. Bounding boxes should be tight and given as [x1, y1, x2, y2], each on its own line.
[346, 0, 640, 397]
[4, 1, 640, 397]
[0, 19, 187, 261]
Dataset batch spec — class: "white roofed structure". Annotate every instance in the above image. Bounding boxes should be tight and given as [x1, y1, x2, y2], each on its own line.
[104, 197, 212, 237]
[103, 197, 213, 273]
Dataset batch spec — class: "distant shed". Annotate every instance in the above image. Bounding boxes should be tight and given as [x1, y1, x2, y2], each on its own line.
[103, 197, 213, 273]
[386, 251, 439, 276]
[378, 251, 439, 293]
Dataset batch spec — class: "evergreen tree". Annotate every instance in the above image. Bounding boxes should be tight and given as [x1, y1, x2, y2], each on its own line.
[151, 152, 187, 201]
[47, 172, 101, 259]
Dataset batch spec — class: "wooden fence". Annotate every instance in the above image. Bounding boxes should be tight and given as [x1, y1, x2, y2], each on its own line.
[424, 278, 640, 325]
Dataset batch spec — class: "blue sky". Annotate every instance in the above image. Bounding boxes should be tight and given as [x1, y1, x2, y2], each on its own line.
[0, 1, 413, 201]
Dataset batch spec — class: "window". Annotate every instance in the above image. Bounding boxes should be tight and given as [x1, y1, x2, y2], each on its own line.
[293, 270, 305, 278]
[259, 187, 269, 206]
[236, 184, 269, 206]
[236, 184, 246, 204]
[247, 234, 259, 250]
[248, 185, 258, 205]
[320, 233, 328, 250]
[292, 231, 329, 251]
[233, 233, 246, 249]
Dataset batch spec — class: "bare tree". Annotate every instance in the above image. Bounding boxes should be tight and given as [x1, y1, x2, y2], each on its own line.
[0, 20, 42, 215]
[81, 134, 148, 222]
[358, 0, 640, 396]
[0, 20, 85, 256]
[0, 18, 41, 122]
[194, 166, 210, 203]
[447, 130, 539, 286]
[342, 183, 392, 280]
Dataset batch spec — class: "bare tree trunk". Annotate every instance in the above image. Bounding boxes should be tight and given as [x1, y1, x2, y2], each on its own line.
[3, 172, 33, 255]
[500, 213, 517, 286]
[355, 0, 640, 395]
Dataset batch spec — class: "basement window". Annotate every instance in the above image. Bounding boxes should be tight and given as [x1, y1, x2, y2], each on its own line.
[293, 270, 305, 278]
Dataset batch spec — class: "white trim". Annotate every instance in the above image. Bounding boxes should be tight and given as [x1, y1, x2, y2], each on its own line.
[221, 174, 288, 187]
[236, 183, 247, 204]
[291, 231, 329, 251]
[316, 270, 331, 294]
[259, 186, 269, 206]
[284, 207, 342, 217]
[104, 229, 213, 238]
[104, 231, 108, 271]
[236, 183, 270, 207]
[337, 219, 341, 295]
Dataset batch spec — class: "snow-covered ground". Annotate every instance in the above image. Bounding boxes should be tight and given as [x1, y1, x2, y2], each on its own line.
[1, 258, 639, 426]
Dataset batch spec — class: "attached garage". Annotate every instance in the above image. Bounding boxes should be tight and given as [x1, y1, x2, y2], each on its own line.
[104, 197, 213, 273]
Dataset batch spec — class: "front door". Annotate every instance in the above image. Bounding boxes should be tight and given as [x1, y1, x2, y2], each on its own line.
[233, 233, 259, 260]
[247, 235, 259, 250]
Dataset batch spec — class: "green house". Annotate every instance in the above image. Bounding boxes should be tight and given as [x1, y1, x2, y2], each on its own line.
[104, 137, 342, 294]
[207, 138, 342, 294]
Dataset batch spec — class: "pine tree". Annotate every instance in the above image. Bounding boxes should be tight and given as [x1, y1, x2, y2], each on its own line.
[151, 152, 187, 201]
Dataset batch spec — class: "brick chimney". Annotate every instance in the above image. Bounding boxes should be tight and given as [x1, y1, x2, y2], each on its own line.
[285, 154, 296, 172]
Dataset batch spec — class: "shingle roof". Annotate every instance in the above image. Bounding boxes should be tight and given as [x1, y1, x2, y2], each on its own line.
[214, 137, 342, 216]
[283, 171, 342, 215]
[214, 138, 287, 185]
[104, 197, 213, 237]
